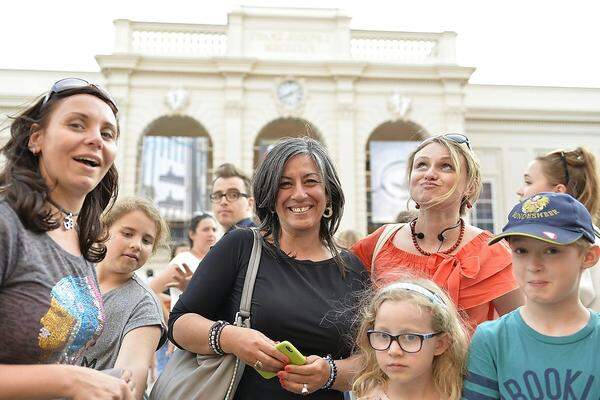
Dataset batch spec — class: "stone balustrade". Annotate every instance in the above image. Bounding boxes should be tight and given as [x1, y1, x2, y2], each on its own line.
[114, 20, 227, 57]
[112, 19, 456, 64]
[350, 30, 456, 64]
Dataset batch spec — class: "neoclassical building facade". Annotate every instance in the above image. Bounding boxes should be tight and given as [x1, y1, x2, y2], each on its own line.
[2, 6, 600, 242]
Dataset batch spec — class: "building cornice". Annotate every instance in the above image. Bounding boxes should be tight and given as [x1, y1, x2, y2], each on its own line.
[95, 54, 474, 82]
[467, 107, 600, 123]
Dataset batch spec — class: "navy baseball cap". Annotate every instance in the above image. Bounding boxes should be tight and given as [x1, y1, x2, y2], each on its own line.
[489, 192, 595, 245]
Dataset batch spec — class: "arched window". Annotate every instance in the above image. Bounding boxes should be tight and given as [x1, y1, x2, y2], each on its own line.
[366, 120, 426, 232]
[137, 115, 212, 242]
[253, 118, 323, 169]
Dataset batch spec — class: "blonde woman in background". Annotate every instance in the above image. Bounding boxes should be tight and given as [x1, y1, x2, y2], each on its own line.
[516, 147, 600, 311]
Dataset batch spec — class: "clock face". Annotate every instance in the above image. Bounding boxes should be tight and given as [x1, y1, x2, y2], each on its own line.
[277, 80, 303, 108]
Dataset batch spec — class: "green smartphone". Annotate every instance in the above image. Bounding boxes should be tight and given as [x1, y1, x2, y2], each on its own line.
[255, 340, 306, 379]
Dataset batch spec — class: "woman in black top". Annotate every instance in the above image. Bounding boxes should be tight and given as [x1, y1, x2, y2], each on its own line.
[169, 137, 369, 399]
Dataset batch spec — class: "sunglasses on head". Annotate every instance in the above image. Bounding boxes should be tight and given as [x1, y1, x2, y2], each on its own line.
[41, 78, 118, 113]
[437, 133, 471, 150]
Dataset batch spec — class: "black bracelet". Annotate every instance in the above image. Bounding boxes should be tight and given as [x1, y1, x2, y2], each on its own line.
[321, 354, 337, 390]
[208, 320, 229, 355]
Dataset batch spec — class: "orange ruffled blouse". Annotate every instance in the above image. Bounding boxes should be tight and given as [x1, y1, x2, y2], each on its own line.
[352, 226, 518, 328]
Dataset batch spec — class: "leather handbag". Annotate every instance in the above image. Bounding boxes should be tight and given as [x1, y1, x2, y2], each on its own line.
[149, 229, 262, 400]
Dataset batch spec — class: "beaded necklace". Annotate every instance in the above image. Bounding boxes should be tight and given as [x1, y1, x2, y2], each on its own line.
[410, 218, 465, 256]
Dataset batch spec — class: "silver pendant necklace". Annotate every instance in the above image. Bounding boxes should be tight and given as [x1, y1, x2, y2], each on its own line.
[47, 199, 80, 230]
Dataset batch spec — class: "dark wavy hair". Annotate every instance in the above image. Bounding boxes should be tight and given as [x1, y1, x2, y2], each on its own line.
[0, 84, 120, 262]
[253, 136, 346, 275]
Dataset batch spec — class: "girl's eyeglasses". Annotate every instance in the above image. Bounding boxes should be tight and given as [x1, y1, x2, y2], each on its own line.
[42, 78, 118, 112]
[367, 330, 441, 353]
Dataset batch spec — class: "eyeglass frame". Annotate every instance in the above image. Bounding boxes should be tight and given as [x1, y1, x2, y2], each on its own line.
[41, 78, 119, 113]
[366, 330, 442, 353]
[209, 190, 250, 203]
[559, 151, 570, 185]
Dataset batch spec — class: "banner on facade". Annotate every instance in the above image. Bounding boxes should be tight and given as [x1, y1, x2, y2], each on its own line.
[369, 141, 421, 223]
[140, 136, 210, 221]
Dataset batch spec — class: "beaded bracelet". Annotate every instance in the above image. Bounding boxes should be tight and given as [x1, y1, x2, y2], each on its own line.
[321, 354, 337, 390]
[208, 320, 230, 355]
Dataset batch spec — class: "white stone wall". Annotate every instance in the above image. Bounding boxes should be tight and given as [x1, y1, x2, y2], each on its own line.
[2, 8, 600, 241]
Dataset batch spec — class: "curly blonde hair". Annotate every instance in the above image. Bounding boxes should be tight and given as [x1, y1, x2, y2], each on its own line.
[352, 278, 469, 399]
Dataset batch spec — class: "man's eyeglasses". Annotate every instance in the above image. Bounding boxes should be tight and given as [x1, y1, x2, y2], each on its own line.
[367, 330, 441, 353]
[209, 190, 249, 203]
[42, 78, 118, 112]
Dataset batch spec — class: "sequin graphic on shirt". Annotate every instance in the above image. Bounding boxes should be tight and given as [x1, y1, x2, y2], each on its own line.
[38, 275, 105, 364]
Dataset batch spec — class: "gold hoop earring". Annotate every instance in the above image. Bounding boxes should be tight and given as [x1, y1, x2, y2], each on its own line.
[323, 206, 333, 218]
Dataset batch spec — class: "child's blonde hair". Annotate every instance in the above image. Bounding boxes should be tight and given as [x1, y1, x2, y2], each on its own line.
[353, 278, 469, 399]
[102, 197, 170, 254]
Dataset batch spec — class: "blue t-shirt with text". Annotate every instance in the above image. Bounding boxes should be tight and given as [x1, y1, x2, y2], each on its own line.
[463, 308, 599, 400]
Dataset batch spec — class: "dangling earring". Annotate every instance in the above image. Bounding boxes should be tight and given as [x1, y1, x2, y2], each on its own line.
[462, 197, 472, 209]
[323, 206, 333, 218]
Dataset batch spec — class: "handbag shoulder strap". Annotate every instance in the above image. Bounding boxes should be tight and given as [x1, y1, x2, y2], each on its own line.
[235, 228, 261, 327]
[370, 223, 404, 277]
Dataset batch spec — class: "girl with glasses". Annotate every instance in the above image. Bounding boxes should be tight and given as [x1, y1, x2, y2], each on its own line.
[353, 278, 469, 400]
[516, 147, 600, 311]
[353, 135, 524, 329]
[0, 79, 134, 399]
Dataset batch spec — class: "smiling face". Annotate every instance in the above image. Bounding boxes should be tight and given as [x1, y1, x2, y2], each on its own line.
[275, 154, 328, 239]
[409, 142, 467, 210]
[373, 300, 447, 386]
[508, 236, 598, 306]
[189, 217, 217, 253]
[516, 160, 558, 200]
[102, 210, 157, 276]
[28, 94, 118, 206]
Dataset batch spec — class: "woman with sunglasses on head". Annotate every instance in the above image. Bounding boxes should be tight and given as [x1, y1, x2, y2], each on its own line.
[516, 147, 600, 311]
[353, 135, 524, 329]
[0, 79, 133, 399]
[166, 137, 369, 399]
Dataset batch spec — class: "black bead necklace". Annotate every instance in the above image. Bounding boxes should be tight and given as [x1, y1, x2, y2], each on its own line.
[410, 218, 465, 256]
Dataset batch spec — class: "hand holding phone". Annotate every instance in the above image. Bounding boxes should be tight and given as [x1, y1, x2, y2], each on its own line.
[255, 341, 305, 379]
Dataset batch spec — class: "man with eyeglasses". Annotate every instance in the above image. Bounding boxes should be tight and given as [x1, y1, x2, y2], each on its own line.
[210, 163, 256, 232]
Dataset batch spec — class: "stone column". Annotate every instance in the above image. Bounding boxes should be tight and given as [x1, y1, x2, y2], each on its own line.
[334, 77, 358, 232]
[219, 73, 245, 170]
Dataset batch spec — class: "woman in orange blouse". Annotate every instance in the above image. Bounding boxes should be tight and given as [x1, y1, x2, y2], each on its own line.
[353, 134, 524, 328]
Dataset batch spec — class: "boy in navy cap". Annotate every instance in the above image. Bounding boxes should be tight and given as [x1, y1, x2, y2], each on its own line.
[463, 193, 600, 399]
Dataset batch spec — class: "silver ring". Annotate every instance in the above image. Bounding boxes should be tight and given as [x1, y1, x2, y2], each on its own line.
[253, 360, 263, 369]
[301, 383, 309, 395]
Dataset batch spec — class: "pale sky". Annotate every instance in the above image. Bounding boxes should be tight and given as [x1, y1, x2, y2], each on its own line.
[3, 0, 600, 87]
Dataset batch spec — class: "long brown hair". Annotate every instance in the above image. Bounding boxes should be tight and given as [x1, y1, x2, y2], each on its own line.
[536, 147, 600, 224]
[0, 85, 120, 262]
